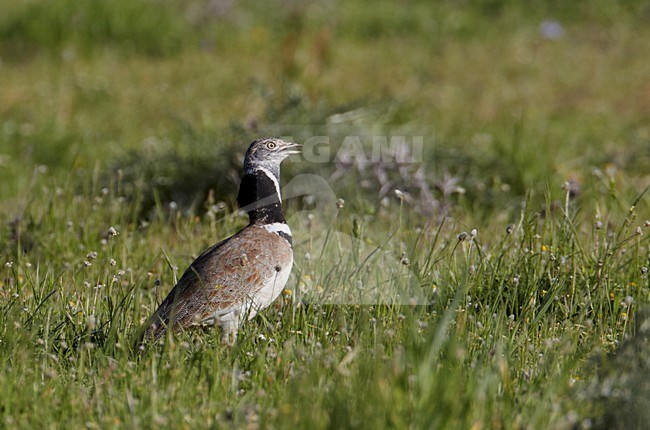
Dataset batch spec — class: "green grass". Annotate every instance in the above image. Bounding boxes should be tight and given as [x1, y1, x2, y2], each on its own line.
[1, 1, 649, 428]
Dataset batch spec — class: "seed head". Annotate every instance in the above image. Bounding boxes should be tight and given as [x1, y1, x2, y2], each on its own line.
[87, 315, 97, 330]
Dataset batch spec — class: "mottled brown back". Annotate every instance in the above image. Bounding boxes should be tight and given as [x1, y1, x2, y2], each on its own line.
[141, 225, 293, 342]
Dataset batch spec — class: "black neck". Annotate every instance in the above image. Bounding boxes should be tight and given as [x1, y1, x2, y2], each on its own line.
[237, 169, 286, 225]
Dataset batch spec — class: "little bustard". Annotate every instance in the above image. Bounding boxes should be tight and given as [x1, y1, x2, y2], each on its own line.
[140, 138, 300, 345]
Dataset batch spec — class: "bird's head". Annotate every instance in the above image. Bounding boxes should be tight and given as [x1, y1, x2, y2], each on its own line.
[243, 138, 301, 174]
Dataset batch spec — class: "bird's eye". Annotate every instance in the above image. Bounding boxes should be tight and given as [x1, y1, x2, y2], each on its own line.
[266, 141, 277, 149]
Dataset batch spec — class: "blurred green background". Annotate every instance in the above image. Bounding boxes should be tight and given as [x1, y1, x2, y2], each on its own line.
[1, 0, 648, 219]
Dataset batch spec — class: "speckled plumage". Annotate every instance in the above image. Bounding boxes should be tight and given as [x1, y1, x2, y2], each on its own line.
[140, 138, 299, 345]
[143, 225, 293, 343]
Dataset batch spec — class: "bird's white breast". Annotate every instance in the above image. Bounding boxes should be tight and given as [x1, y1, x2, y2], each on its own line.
[247, 255, 293, 319]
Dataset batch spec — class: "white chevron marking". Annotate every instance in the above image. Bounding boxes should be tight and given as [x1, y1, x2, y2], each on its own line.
[256, 167, 281, 198]
[263, 222, 292, 236]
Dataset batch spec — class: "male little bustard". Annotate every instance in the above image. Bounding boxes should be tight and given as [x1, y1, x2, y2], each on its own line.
[140, 138, 300, 344]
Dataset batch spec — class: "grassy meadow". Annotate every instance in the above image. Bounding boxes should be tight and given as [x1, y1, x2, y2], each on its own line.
[1, 0, 649, 428]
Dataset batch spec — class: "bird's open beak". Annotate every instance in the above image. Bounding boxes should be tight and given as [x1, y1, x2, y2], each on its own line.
[283, 142, 302, 155]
